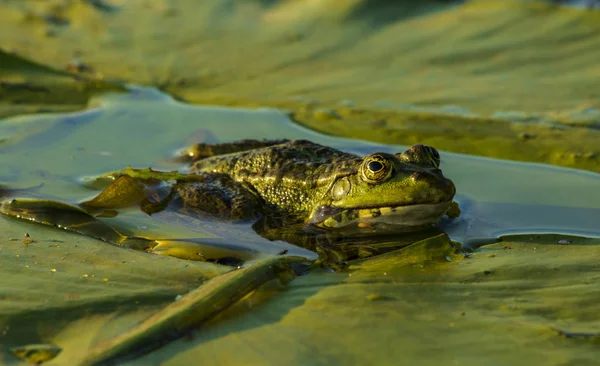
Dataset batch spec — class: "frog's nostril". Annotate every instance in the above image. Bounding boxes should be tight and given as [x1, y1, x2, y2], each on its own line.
[411, 170, 445, 186]
[410, 171, 425, 181]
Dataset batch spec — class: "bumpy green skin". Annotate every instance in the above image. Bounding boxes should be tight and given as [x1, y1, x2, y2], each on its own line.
[178, 140, 456, 231]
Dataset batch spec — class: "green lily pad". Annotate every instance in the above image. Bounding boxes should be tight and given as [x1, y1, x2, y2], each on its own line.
[0, 198, 155, 249]
[78, 256, 312, 366]
[103, 233, 597, 366]
[0, 211, 232, 365]
[0, 50, 123, 120]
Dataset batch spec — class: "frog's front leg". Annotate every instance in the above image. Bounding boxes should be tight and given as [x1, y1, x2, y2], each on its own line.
[174, 173, 264, 220]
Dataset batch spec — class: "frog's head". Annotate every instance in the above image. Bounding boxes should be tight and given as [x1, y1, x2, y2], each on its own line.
[307, 144, 456, 232]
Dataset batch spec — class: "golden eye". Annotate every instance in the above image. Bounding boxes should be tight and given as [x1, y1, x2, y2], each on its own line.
[361, 154, 393, 183]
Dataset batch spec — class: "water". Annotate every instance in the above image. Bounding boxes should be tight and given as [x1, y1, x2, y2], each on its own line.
[1, 86, 599, 258]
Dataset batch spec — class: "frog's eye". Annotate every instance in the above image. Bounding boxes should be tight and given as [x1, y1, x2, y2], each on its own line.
[361, 154, 393, 183]
[425, 146, 440, 168]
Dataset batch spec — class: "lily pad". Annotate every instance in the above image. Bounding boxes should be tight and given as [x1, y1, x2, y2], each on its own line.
[0, 211, 232, 365]
[1, 190, 599, 366]
[78, 256, 312, 366]
[0, 198, 153, 249]
[0, 50, 122, 119]
[102, 233, 598, 366]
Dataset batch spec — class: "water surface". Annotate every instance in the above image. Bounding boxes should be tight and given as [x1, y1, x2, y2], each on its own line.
[2, 87, 599, 250]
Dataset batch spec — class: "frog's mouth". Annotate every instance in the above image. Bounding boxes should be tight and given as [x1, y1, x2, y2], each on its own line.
[307, 201, 453, 231]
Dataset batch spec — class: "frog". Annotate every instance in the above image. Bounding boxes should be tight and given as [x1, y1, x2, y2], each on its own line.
[173, 139, 458, 233]
[0, 139, 459, 265]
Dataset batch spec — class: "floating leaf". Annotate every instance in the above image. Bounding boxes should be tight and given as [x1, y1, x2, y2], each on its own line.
[151, 239, 260, 263]
[0, 50, 123, 120]
[1, 198, 125, 244]
[81, 175, 145, 209]
[89, 167, 207, 187]
[0, 198, 156, 250]
[78, 256, 312, 366]
[89, 233, 597, 366]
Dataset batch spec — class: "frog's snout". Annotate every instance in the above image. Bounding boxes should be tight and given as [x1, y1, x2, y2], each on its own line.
[410, 171, 432, 181]
[409, 170, 456, 202]
[409, 169, 444, 185]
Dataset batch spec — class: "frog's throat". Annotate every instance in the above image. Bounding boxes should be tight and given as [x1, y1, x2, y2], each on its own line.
[307, 201, 453, 229]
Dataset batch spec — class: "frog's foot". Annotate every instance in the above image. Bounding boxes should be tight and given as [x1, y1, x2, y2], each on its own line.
[178, 139, 290, 162]
[175, 173, 263, 220]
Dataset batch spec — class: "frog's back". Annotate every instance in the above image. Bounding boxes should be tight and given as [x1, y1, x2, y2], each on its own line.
[189, 140, 361, 214]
